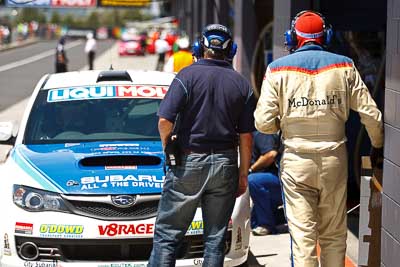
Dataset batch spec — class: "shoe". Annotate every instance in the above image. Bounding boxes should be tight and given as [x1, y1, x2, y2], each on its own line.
[252, 226, 271, 236]
[276, 223, 289, 234]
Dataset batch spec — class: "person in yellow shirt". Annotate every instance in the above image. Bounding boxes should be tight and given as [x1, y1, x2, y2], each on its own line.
[163, 37, 193, 72]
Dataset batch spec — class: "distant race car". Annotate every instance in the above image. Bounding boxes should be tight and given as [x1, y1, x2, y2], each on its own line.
[0, 70, 251, 267]
[118, 35, 145, 56]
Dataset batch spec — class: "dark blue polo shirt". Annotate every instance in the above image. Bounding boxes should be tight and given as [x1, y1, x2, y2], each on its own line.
[158, 58, 256, 152]
[251, 131, 280, 174]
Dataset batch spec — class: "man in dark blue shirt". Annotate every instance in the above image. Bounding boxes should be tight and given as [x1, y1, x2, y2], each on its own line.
[148, 24, 255, 267]
[248, 131, 283, 235]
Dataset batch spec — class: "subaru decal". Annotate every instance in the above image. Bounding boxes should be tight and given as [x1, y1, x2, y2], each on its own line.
[111, 195, 137, 208]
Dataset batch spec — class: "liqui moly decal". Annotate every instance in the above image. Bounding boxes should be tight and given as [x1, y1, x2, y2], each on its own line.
[47, 85, 168, 102]
[98, 223, 154, 236]
[116, 85, 167, 98]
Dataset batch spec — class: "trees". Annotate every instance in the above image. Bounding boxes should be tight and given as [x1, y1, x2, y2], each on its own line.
[50, 11, 61, 25]
[86, 11, 100, 29]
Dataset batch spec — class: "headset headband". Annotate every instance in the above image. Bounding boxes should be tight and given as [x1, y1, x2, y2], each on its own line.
[284, 10, 333, 52]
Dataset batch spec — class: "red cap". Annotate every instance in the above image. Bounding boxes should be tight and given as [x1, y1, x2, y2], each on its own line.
[294, 11, 324, 48]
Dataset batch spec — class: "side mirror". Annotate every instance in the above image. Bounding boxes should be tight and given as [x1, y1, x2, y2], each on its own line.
[0, 121, 18, 145]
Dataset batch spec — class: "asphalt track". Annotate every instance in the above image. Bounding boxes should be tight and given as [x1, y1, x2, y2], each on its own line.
[0, 39, 114, 112]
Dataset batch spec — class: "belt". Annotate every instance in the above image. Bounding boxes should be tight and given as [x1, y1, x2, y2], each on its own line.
[182, 147, 236, 154]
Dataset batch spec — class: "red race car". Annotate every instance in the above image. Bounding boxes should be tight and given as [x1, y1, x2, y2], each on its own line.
[118, 34, 145, 56]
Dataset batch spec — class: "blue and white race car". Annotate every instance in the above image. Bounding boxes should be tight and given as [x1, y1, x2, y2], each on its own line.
[0, 70, 251, 267]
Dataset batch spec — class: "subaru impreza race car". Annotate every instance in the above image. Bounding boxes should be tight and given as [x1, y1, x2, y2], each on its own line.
[0, 70, 251, 267]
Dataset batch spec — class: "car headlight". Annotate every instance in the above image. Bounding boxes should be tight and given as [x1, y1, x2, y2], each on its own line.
[13, 185, 69, 212]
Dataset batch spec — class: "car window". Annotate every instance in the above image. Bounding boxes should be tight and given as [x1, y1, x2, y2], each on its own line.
[24, 90, 162, 144]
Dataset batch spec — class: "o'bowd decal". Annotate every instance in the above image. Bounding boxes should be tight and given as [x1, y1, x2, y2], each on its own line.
[40, 224, 84, 234]
[186, 220, 204, 235]
[39, 224, 84, 239]
[98, 223, 154, 236]
[47, 85, 168, 102]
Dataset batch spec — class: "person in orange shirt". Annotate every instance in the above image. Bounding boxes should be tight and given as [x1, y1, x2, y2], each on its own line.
[163, 37, 193, 72]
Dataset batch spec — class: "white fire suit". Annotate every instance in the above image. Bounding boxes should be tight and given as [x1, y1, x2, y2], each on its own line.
[254, 44, 383, 267]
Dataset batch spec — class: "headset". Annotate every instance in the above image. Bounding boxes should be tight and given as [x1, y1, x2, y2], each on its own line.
[192, 24, 237, 60]
[284, 10, 333, 52]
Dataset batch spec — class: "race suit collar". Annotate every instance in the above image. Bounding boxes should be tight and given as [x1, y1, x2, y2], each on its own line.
[295, 44, 324, 53]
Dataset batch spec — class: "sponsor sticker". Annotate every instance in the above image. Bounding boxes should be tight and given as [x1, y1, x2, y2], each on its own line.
[80, 174, 165, 190]
[105, 165, 138, 170]
[6, 0, 51, 7]
[193, 258, 203, 266]
[23, 261, 60, 267]
[3, 233, 11, 256]
[39, 224, 84, 239]
[51, 0, 96, 7]
[97, 264, 146, 267]
[235, 226, 242, 250]
[15, 222, 33, 235]
[98, 223, 154, 237]
[186, 220, 204, 236]
[47, 85, 168, 102]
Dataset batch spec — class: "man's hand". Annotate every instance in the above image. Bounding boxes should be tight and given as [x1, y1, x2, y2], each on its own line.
[236, 171, 248, 197]
[158, 117, 174, 149]
[370, 146, 384, 169]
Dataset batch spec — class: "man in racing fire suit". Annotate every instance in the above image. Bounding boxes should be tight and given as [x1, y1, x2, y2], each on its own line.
[254, 10, 384, 267]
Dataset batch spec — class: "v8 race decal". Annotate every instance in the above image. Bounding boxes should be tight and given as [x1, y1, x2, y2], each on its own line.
[98, 223, 154, 237]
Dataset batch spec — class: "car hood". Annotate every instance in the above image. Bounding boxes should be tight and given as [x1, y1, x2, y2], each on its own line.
[11, 141, 165, 195]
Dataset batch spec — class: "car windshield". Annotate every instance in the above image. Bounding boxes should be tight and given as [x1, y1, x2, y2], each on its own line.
[122, 38, 139, 42]
[24, 90, 162, 144]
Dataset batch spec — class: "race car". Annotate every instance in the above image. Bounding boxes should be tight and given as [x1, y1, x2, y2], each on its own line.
[0, 70, 251, 267]
[118, 34, 145, 56]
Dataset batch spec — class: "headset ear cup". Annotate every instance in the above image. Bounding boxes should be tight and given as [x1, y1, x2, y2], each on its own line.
[229, 42, 237, 59]
[192, 40, 202, 58]
[284, 29, 297, 51]
[325, 26, 333, 45]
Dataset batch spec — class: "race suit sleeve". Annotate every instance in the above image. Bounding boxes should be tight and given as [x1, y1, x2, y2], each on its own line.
[349, 65, 384, 148]
[254, 67, 280, 134]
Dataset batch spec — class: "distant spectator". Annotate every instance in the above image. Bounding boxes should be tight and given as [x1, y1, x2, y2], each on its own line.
[85, 32, 97, 70]
[139, 31, 148, 54]
[248, 131, 284, 236]
[55, 36, 68, 73]
[155, 35, 170, 71]
[3, 25, 11, 44]
[163, 37, 193, 72]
